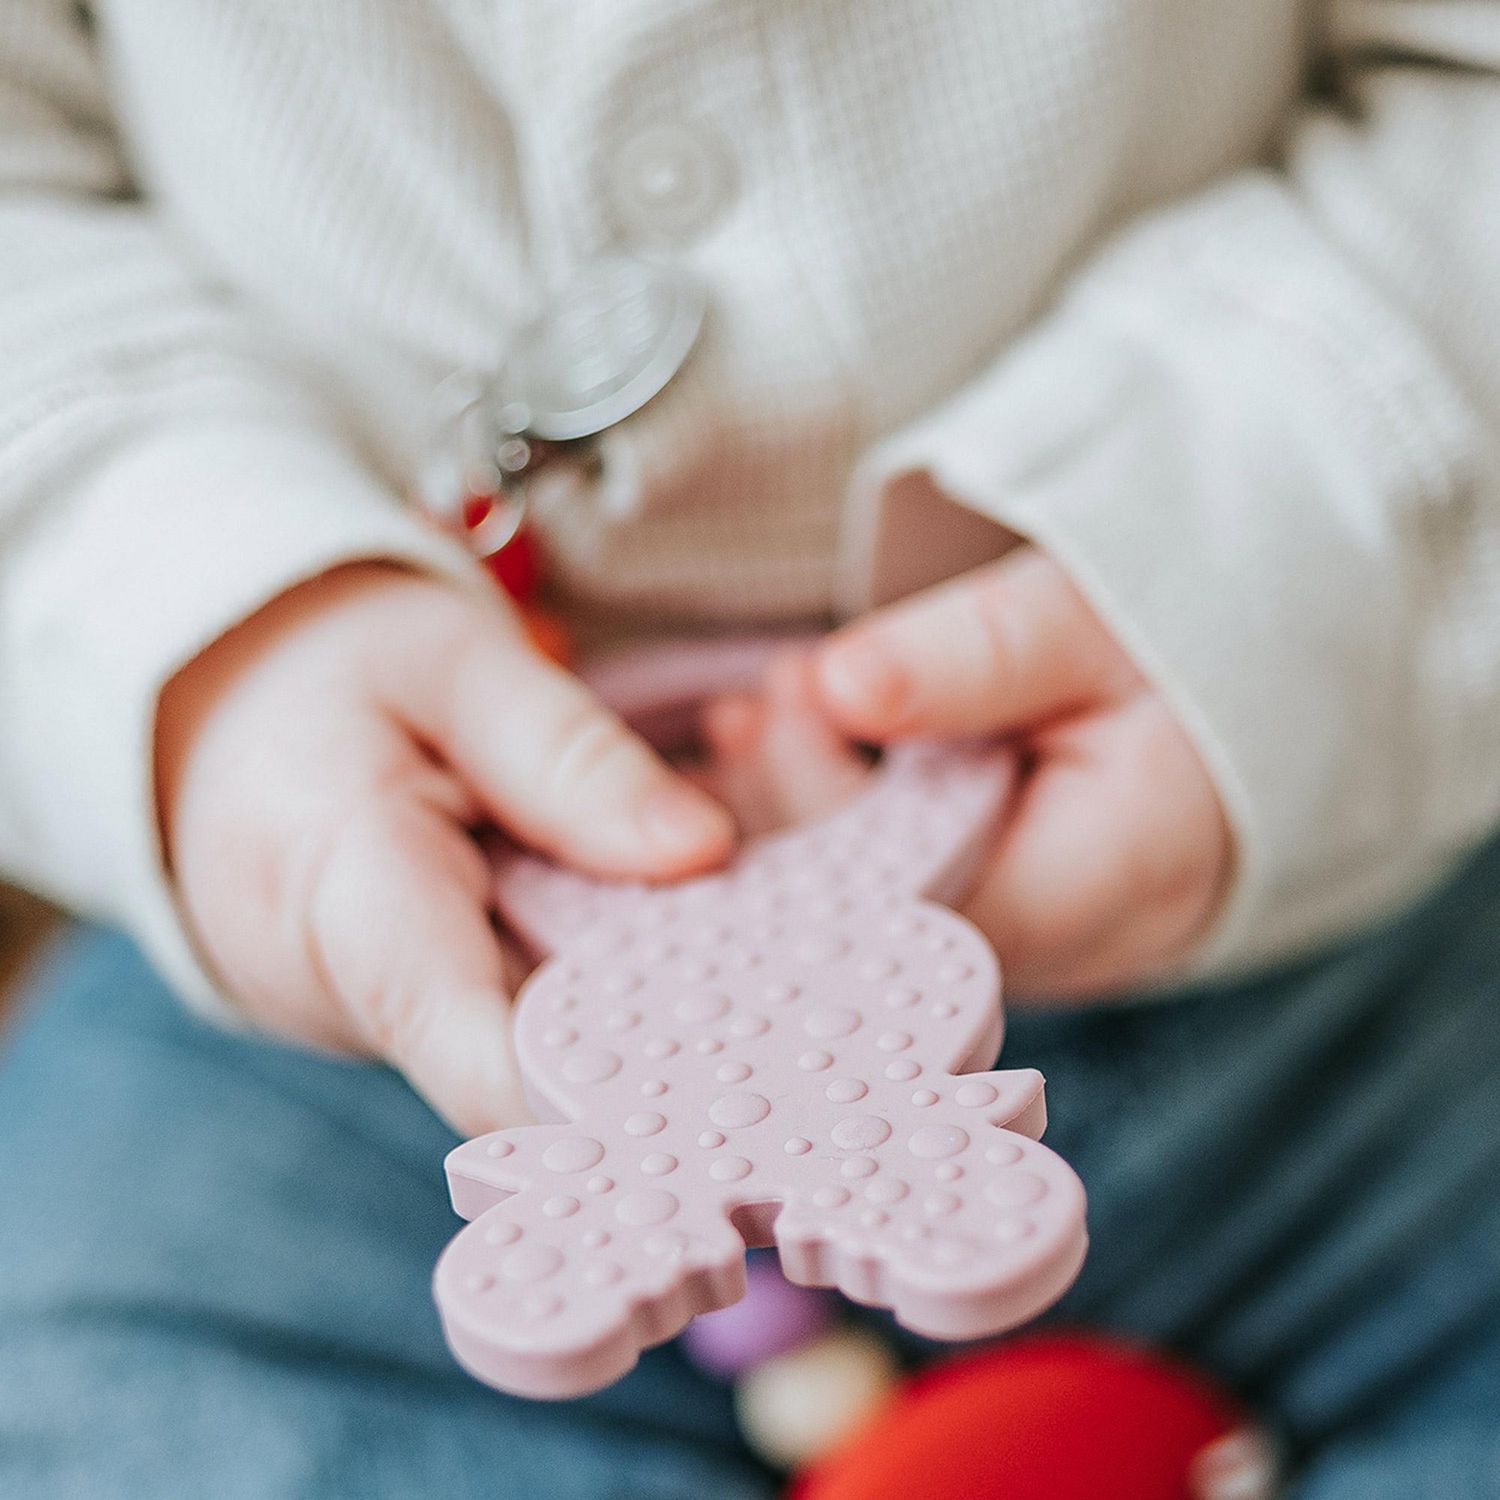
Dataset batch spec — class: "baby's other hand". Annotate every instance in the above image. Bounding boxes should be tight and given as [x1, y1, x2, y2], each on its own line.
[155, 564, 734, 1134]
[810, 547, 1233, 1000]
[691, 650, 873, 839]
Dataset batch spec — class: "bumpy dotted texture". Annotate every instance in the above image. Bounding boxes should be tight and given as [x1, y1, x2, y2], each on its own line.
[433, 642, 1089, 1398]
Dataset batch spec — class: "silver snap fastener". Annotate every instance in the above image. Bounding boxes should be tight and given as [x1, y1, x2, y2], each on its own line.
[608, 120, 734, 244]
[503, 255, 706, 442]
[418, 255, 706, 556]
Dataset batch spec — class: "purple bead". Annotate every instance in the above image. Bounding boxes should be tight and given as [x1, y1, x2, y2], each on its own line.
[681, 1258, 834, 1378]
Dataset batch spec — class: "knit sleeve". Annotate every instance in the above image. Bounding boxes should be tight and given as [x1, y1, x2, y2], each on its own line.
[0, 2, 480, 1014]
[849, 0, 1500, 975]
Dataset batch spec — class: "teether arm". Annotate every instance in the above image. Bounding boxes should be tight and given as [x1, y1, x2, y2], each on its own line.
[955, 1068, 1048, 1141]
[445, 1125, 581, 1219]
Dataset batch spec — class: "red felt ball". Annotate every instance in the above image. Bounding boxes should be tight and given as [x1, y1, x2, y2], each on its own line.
[461, 498, 543, 602]
[460, 493, 494, 532]
[519, 605, 573, 666]
[482, 524, 542, 601]
[789, 1333, 1260, 1500]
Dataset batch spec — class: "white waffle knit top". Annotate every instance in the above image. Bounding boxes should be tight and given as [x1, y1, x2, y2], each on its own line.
[1, 0, 1499, 1012]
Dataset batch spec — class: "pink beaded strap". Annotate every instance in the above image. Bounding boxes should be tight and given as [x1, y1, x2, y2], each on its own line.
[433, 639, 1088, 1397]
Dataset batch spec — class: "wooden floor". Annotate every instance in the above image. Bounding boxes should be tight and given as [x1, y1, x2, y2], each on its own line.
[0, 885, 56, 1023]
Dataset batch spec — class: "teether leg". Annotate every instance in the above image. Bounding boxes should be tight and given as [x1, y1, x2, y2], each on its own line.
[773, 1125, 1086, 1341]
[435, 1195, 750, 1398]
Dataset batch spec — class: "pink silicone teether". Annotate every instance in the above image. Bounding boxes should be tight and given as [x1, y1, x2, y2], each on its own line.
[433, 640, 1088, 1398]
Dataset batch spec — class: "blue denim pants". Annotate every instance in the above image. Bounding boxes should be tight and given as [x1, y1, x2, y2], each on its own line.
[2, 841, 1499, 1498]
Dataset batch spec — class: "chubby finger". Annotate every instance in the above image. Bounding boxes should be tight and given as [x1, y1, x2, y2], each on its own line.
[964, 701, 1231, 1001]
[395, 617, 734, 881]
[701, 692, 765, 763]
[814, 548, 1136, 741]
[696, 693, 780, 836]
[757, 650, 872, 825]
[697, 659, 871, 835]
[1009, 876, 1224, 1000]
[307, 782, 527, 1134]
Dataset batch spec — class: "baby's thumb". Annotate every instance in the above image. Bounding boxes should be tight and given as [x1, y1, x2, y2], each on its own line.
[813, 548, 1124, 740]
[309, 789, 527, 1135]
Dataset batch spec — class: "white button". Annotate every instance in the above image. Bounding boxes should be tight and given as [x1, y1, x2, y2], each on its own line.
[503, 256, 706, 441]
[608, 121, 734, 244]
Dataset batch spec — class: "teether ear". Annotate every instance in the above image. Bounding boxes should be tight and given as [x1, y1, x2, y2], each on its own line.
[488, 738, 1009, 962]
[737, 739, 1011, 910]
[433, 641, 1088, 1398]
[483, 841, 657, 963]
[488, 639, 1012, 959]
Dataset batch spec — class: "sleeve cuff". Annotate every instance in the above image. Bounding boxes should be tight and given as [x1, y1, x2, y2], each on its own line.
[0, 417, 485, 1021]
[842, 178, 1484, 977]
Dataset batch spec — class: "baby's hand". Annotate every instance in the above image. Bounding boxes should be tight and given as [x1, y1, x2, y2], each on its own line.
[155, 564, 734, 1133]
[811, 547, 1233, 999]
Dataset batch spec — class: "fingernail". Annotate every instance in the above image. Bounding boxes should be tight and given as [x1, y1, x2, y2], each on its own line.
[639, 786, 733, 862]
[819, 637, 908, 722]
